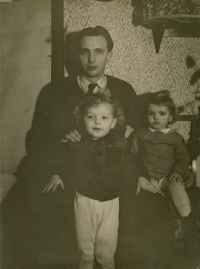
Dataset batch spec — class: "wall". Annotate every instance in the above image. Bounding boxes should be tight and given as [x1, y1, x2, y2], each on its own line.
[0, 0, 51, 200]
[64, 0, 200, 139]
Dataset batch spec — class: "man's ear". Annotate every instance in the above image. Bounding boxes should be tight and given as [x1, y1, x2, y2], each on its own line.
[107, 51, 113, 64]
[111, 118, 117, 129]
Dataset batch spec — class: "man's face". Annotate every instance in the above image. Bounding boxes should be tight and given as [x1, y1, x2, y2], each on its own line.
[83, 103, 117, 139]
[78, 35, 112, 83]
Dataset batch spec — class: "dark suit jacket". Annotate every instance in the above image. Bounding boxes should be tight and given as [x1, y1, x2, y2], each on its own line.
[24, 75, 143, 159]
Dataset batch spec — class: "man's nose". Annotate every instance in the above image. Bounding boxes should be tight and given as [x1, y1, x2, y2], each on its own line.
[88, 52, 95, 63]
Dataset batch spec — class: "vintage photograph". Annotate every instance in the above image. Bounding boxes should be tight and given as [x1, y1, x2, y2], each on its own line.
[0, 0, 200, 268]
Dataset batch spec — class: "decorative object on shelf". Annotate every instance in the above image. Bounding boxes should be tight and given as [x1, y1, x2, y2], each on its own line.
[132, 0, 200, 53]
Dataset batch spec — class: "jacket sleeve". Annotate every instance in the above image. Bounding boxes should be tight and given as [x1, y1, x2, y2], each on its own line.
[25, 83, 56, 157]
[171, 135, 190, 178]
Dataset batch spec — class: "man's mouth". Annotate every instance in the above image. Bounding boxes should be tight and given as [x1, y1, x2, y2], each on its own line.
[87, 66, 97, 71]
[92, 128, 102, 131]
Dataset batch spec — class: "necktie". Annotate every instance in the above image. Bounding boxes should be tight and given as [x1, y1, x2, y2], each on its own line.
[88, 83, 97, 95]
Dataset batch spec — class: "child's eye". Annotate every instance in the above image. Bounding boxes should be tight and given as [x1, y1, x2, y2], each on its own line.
[87, 115, 93, 119]
[160, 112, 166, 116]
[148, 112, 153, 116]
[102, 116, 108, 120]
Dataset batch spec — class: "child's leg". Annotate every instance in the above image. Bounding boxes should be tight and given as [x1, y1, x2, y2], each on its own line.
[167, 182, 200, 267]
[166, 180, 191, 217]
[74, 192, 98, 269]
[95, 198, 119, 269]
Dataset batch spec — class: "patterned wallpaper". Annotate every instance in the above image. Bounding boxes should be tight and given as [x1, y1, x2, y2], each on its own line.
[64, 0, 200, 140]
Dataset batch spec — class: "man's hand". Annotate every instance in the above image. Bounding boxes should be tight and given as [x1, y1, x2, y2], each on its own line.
[136, 177, 161, 195]
[43, 175, 65, 193]
[61, 130, 81, 143]
[168, 172, 183, 183]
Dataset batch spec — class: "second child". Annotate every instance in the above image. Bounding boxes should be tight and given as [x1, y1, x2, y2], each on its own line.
[129, 91, 199, 268]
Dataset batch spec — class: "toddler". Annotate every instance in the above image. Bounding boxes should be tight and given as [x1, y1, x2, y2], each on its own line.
[129, 91, 199, 266]
[43, 92, 149, 269]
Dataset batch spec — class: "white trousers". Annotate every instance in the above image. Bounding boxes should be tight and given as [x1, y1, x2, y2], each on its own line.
[74, 192, 119, 269]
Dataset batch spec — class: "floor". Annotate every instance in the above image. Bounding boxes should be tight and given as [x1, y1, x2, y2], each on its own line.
[0, 177, 200, 269]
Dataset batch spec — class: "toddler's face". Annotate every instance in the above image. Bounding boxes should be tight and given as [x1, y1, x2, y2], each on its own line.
[147, 104, 172, 130]
[83, 103, 117, 139]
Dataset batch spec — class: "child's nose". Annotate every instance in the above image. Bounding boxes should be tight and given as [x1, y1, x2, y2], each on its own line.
[154, 114, 159, 120]
[94, 117, 100, 124]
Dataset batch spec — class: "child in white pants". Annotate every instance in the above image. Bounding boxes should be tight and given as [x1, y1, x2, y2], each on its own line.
[43, 93, 150, 269]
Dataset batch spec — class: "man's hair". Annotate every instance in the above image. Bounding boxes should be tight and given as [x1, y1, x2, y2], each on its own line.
[74, 93, 124, 125]
[77, 26, 114, 52]
[145, 90, 176, 118]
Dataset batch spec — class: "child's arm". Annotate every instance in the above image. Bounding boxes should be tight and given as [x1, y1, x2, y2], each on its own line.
[43, 175, 65, 193]
[123, 142, 161, 195]
[168, 134, 190, 183]
[128, 131, 140, 154]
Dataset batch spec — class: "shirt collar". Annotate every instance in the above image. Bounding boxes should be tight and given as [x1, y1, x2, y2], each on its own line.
[77, 74, 107, 94]
[148, 127, 173, 134]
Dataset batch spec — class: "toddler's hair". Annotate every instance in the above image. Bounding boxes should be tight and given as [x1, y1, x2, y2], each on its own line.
[144, 90, 176, 119]
[74, 92, 125, 126]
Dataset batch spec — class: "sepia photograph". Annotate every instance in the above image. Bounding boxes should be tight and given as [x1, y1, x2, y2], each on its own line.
[0, 0, 200, 268]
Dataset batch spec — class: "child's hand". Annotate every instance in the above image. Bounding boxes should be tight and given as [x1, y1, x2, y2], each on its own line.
[168, 172, 183, 183]
[136, 177, 161, 195]
[43, 175, 65, 193]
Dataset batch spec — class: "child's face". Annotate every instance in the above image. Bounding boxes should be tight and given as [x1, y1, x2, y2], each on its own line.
[147, 104, 172, 130]
[83, 103, 117, 139]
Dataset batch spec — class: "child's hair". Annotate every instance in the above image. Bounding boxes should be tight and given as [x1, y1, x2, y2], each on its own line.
[144, 91, 176, 121]
[74, 92, 125, 126]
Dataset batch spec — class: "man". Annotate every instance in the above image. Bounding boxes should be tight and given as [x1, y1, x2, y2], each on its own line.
[24, 26, 143, 157]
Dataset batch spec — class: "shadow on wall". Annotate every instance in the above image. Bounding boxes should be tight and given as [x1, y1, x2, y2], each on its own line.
[64, 31, 81, 77]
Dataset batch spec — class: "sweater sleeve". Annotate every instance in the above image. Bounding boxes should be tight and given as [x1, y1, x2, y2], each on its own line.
[128, 130, 140, 154]
[171, 134, 190, 177]
[122, 143, 150, 192]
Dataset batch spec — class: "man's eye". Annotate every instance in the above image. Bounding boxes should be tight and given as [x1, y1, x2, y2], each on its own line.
[96, 50, 103, 54]
[80, 50, 88, 55]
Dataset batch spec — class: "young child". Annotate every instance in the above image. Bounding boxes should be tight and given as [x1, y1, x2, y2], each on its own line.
[43, 92, 150, 269]
[129, 91, 199, 267]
